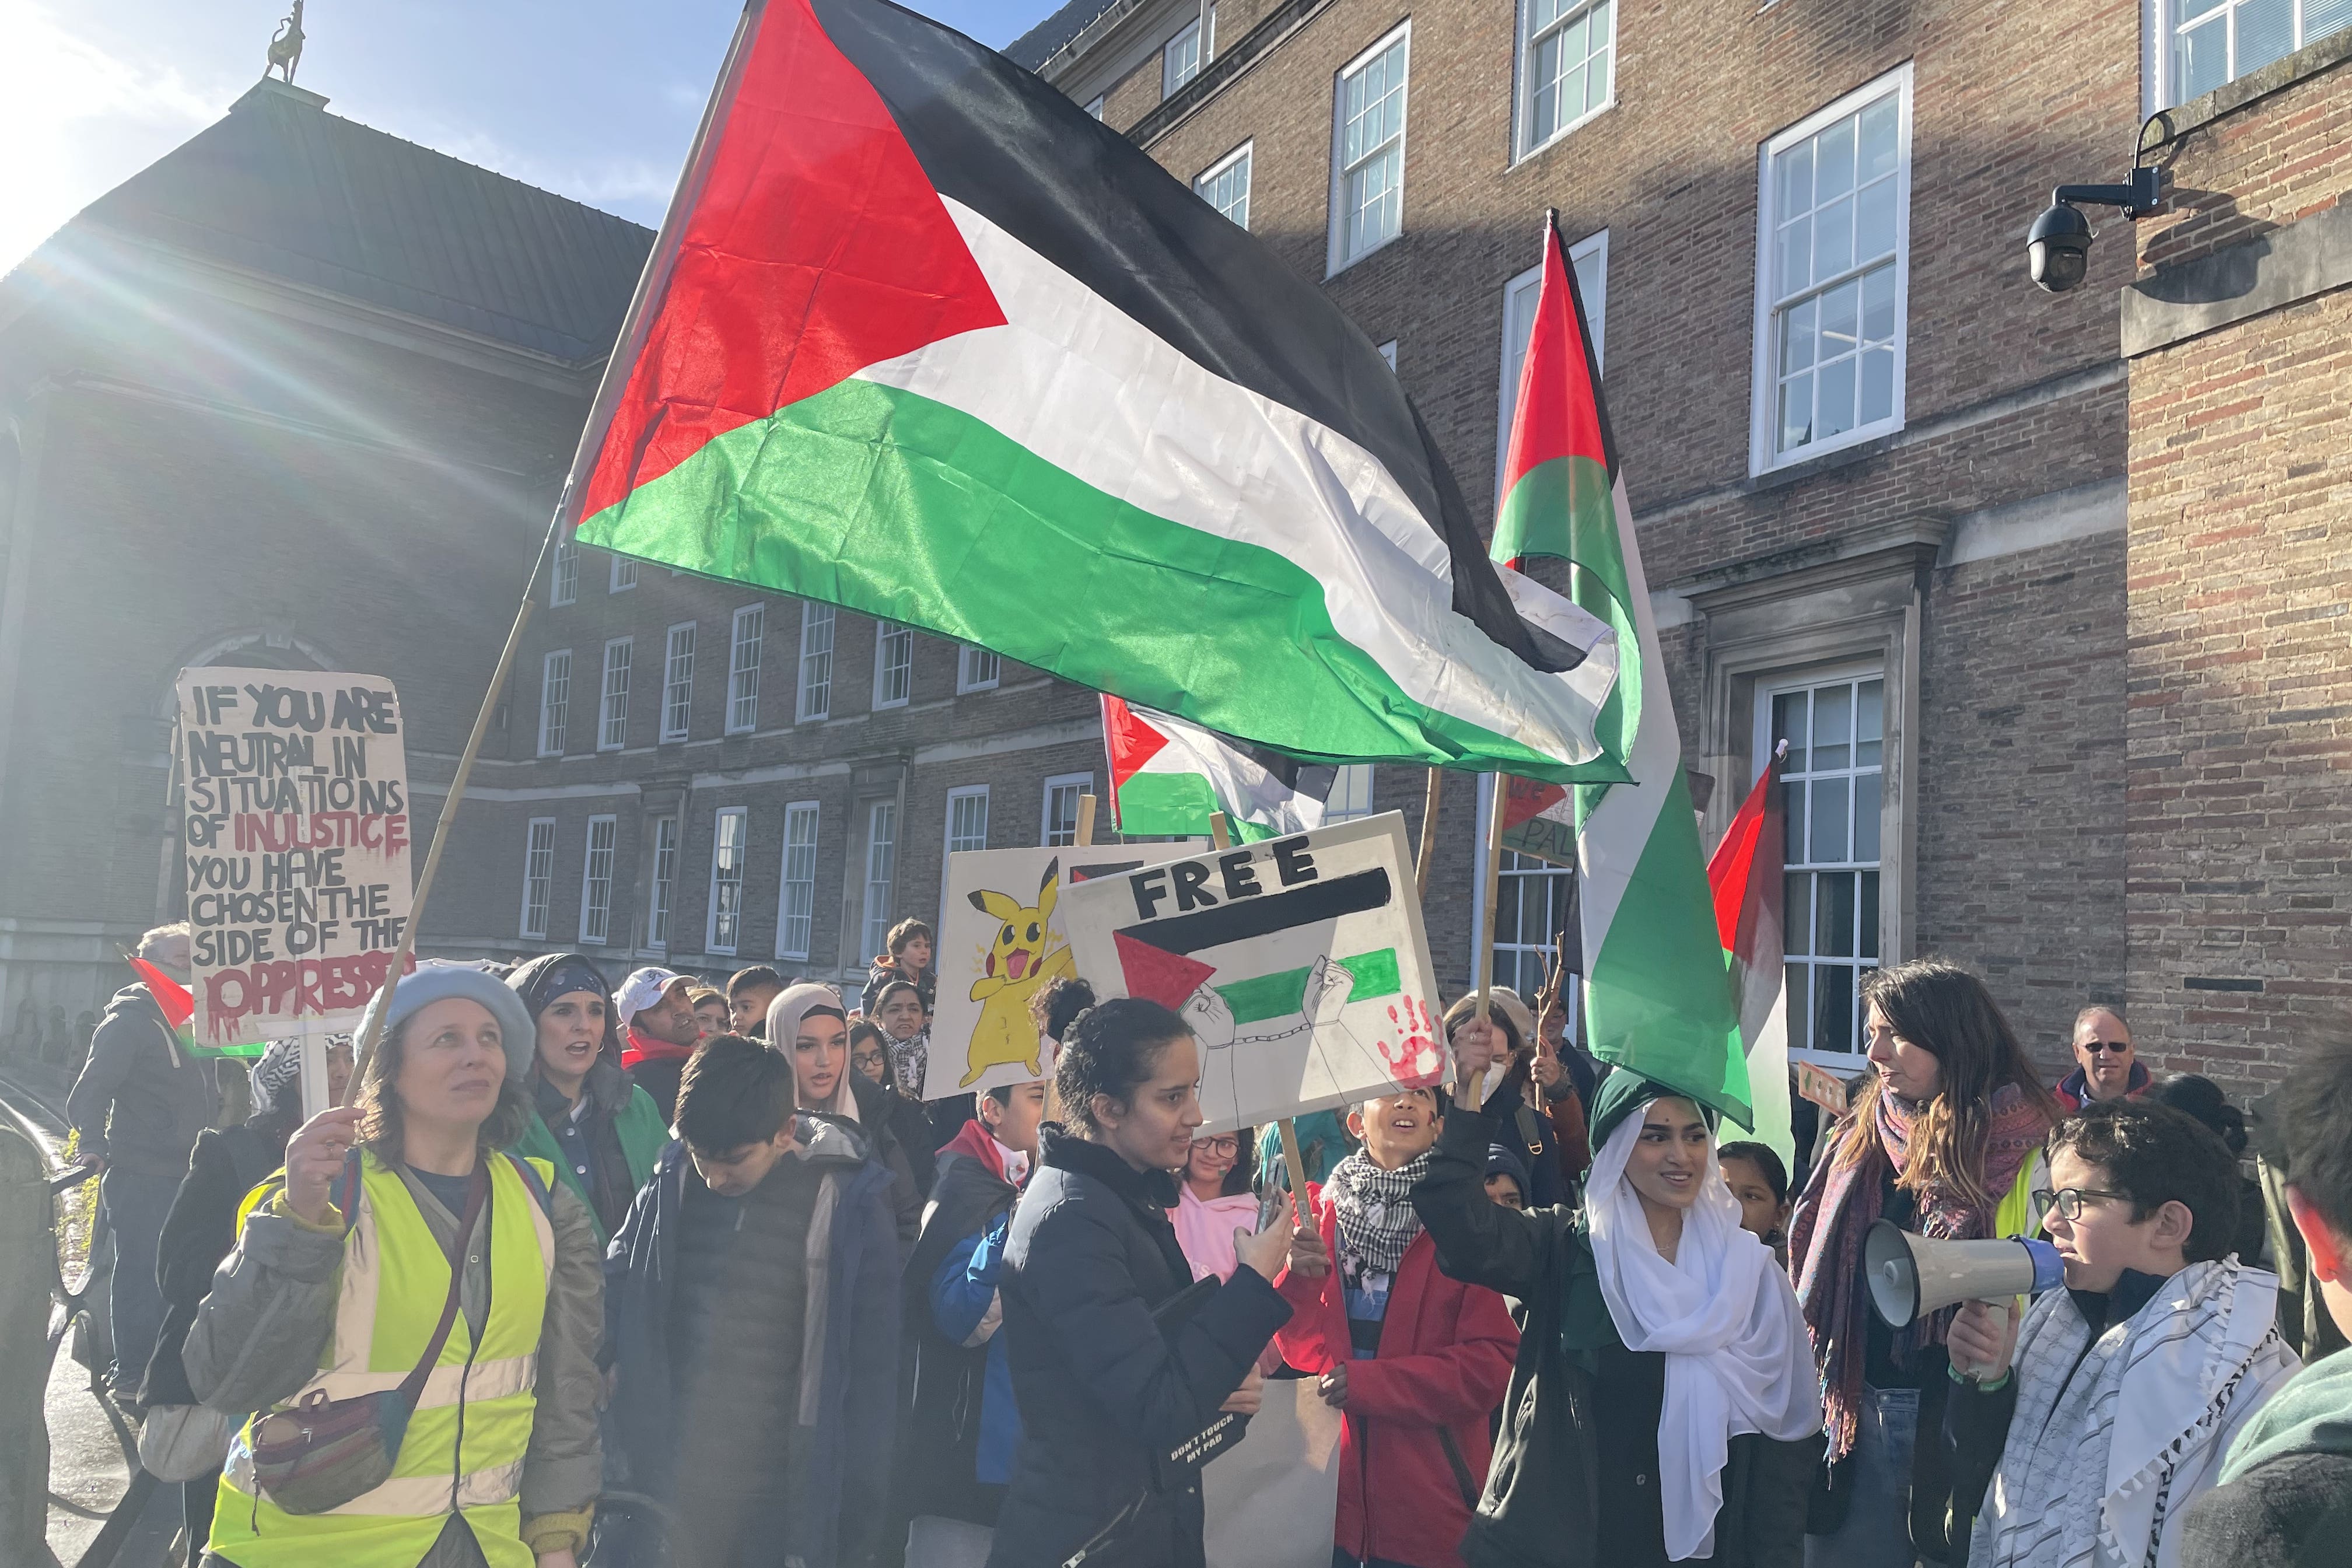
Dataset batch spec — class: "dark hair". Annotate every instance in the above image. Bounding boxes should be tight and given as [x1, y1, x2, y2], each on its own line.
[2049, 1099, 2242, 1264]
[2151, 1073, 2247, 1157]
[848, 1020, 887, 1054]
[1056, 996, 1191, 1138]
[1718, 1140, 1790, 1203]
[887, 918, 933, 957]
[676, 1034, 796, 1154]
[356, 1009, 531, 1160]
[727, 965, 786, 999]
[1030, 975, 1097, 1043]
[1835, 960, 2062, 1212]
[873, 979, 923, 1014]
[2268, 1029, 2352, 1239]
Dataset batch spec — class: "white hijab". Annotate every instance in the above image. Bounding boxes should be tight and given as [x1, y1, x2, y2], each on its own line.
[1585, 1100, 1822, 1561]
[768, 982, 860, 1122]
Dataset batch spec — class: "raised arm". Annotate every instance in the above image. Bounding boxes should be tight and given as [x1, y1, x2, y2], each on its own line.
[1410, 1021, 1566, 1299]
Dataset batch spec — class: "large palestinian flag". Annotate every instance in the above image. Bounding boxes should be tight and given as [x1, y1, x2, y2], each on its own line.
[1494, 216, 1749, 1126]
[561, 0, 1626, 783]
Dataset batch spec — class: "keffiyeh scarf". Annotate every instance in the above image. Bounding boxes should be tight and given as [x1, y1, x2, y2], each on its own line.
[1327, 1149, 1433, 1279]
[1791, 1081, 2050, 1461]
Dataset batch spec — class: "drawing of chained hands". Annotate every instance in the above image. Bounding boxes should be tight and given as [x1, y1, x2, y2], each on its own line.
[1372, 996, 1442, 1088]
[1181, 984, 1238, 1052]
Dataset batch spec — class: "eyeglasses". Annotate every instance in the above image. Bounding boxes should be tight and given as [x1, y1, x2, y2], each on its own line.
[852, 1050, 887, 1069]
[2080, 1039, 2132, 1054]
[1194, 1136, 1240, 1156]
[2032, 1186, 2130, 1221]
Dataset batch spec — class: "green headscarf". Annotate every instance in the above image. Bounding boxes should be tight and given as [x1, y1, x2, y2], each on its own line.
[1587, 1066, 1719, 1154]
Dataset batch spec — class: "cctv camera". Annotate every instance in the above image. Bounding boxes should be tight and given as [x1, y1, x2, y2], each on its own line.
[2027, 201, 2094, 293]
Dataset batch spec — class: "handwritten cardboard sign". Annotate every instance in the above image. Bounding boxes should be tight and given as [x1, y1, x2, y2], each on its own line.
[1058, 813, 1444, 1133]
[176, 669, 414, 1046]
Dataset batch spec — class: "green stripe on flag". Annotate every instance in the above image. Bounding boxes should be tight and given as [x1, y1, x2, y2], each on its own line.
[1214, 950, 1401, 1025]
[577, 377, 1597, 781]
[1496, 455, 1641, 785]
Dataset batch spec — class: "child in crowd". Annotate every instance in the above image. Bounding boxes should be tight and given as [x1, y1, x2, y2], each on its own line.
[1485, 1142, 1533, 1209]
[898, 1076, 1053, 1567]
[1718, 1140, 1793, 1265]
[1171, 1129, 1261, 1281]
[603, 1034, 902, 1568]
[2179, 1032, 2352, 1562]
[726, 963, 786, 1037]
[1278, 1085, 1518, 1568]
[1947, 1098, 2300, 1568]
[864, 916, 937, 1015]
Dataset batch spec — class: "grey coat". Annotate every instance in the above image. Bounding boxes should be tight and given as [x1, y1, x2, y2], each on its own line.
[184, 1156, 605, 1563]
[66, 984, 220, 1177]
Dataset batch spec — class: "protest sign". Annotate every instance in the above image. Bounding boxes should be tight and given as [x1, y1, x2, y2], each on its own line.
[1499, 774, 1577, 867]
[1200, 1377, 1343, 1568]
[1058, 813, 1444, 1133]
[174, 669, 414, 1048]
[923, 840, 1204, 1102]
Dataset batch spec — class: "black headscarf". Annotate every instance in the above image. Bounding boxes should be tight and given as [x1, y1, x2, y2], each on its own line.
[508, 953, 621, 1068]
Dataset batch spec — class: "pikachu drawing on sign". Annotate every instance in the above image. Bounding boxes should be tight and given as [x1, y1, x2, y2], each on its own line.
[963, 857, 1076, 1086]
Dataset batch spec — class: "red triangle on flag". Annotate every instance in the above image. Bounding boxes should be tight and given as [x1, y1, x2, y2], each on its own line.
[1503, 774, 1569, 831]
[130, 955, 195, 1028]
[1112, 930, 1217, 1011]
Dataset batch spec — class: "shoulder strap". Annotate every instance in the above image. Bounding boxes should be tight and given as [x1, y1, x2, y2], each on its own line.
[395, 1163, 489, 1410]
[334, 1149, 365, 1238]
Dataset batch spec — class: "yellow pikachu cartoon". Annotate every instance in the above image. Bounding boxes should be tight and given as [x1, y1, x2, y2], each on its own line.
[963, 857, 1076, 1086]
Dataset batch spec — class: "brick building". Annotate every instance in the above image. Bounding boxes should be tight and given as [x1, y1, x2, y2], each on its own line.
[0, 77, 646, 1044]
[2119, 28, 2352, 1093]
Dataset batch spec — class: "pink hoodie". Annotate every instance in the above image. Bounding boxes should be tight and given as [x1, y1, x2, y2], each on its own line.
[1169, 1185, 1261, 1282]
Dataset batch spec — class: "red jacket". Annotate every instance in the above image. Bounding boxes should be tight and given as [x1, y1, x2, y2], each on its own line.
[1275, 1180, 1518, 1568]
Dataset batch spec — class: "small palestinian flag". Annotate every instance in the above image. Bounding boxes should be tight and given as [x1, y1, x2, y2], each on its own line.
[1494, 214, 1748, 1126]
[1101, 695, 1334, 843]
[562, 0, 1626, 784]
[129, 957, 266, 1060]
[1706, 744, 1794, 1162]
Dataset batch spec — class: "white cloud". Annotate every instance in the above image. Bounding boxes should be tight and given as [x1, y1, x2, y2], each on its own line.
[0, 0, 240, 275]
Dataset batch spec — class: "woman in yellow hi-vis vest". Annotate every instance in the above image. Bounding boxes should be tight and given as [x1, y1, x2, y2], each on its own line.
[185, 963, 606, 1568]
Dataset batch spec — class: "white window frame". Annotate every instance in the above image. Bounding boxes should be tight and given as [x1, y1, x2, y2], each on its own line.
[2147, 0, 2352, 109]
[727, 604, 764, 734]
[957, 644, 1001, 694]
[1327, 22, 1413, 277]
[1377, 338, 1398, 370]
[537, 649, 571, 757]
[520, 817, 556, 939]
[776, 801, 820, 961]
[1324, 764, 1376, 823]
[706, 806, 747, 957]
[578, 815, 618, 944]
[1496, 227, 1608, 489]
[1163, 8, 1212, 95]
[860, 800, 898, 962]
[647, 814, 679, 950]
[797, 601, 835, 722]
[946, 785, 991, 856]
[1749, 64, 1915, 477]
[550, 538, 578, 607]
[1513, 0, 1617, 161]
[1467, 776, 1580, 1009]
[609, 554, 638, 593]
[1194, 141, 1252, 229]
[873, 621, 913, 710]
[598, 637, 632, 752]
[1085, 93, 1107, 118]
[662, 622, 696, 743]
[1755, 661, 1887, 1065]
[1042, 772, 1093, 846]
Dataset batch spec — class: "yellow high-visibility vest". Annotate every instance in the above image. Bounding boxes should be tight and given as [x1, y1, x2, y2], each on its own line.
[209, 1151, 555, 1568]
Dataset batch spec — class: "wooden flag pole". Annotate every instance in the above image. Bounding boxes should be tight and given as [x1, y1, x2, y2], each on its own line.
[1206, 811, 1314, 1207]
[341, 517, 559, 1107]
[1464, 769, 1509, 1112]
[1074, 792, 1097, 849]
[1414, 767, 1443, 901]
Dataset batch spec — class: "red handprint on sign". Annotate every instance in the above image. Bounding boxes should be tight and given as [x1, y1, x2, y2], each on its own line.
[1374, 997, 1442, 1088]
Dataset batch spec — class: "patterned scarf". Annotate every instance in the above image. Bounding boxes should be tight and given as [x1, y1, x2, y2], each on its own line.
[887, 1028, 929, 1100]
[1790, 1081, 2049, 1462]
[1327, 1149, 1433, 1279]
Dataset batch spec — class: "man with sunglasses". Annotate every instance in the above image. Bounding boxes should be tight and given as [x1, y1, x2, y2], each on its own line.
[1943, 1098, 2300, 1567]
[2054, 1004, 2151, 1112]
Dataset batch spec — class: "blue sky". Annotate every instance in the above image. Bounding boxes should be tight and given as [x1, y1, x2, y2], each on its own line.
[0, 0, 1060, 274]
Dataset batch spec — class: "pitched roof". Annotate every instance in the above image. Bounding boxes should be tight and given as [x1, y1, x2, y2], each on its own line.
[74, 78, 654, 363]
[1004, 0, 1125, 69]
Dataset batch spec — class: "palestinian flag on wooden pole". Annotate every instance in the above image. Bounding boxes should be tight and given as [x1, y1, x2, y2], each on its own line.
[558, 0, 1628, 785]
[1101, 695, 1333, 842]
[1493, 213, 1749, 1126]
[128, 956, 266, 1060]
[1706, 744, 1794, 1163]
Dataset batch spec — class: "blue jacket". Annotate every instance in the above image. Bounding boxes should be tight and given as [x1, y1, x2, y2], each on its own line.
[601, 1124, 901, 1567]
[932, 1213, 1021, 1487]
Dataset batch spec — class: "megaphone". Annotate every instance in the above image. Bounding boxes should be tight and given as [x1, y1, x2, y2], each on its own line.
[1865, 1218, 2063, 1340]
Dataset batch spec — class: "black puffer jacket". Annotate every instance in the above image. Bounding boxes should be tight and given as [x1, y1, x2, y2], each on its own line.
[65, 984, 219, 1178]
[985, 1128, 1292, 1568]
[138, 1118, 290, 1408]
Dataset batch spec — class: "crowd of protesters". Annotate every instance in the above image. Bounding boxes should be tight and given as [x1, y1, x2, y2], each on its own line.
[57, 918, 2352, 1568]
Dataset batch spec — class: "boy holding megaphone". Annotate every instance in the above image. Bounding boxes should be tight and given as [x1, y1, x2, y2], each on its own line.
[1941, 1098, 2300, 1568]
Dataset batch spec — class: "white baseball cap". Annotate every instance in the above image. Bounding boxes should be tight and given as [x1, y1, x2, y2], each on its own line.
[615, 967, 693, 1028]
